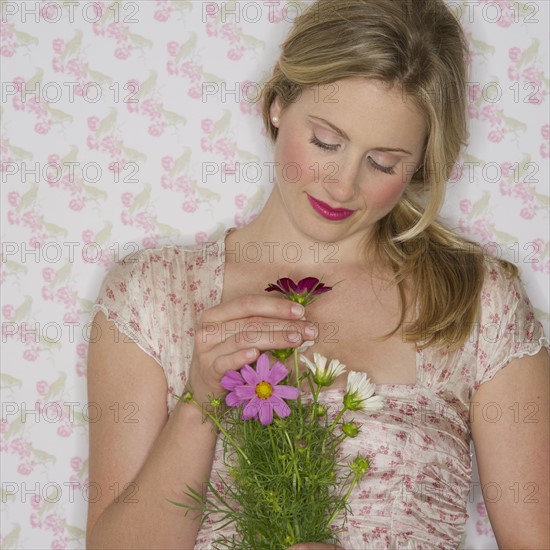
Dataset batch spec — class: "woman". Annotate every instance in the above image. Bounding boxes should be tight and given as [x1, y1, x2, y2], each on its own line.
[85, 0, 549, 548]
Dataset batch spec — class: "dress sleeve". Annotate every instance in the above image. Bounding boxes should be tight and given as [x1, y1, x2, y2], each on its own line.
[89, 249, 164, 367]
[473, 263, 549, 392]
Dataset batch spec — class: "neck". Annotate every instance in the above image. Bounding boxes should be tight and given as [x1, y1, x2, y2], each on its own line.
[231, 186, 376, 273]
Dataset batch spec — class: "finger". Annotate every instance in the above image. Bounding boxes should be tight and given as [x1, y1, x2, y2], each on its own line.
[198, 317, 317, 349]
[203, 294, 305, 324]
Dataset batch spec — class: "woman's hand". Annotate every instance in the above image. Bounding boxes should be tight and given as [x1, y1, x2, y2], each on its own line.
[187, 294, 318, 405]
[286, 544, 345, 550]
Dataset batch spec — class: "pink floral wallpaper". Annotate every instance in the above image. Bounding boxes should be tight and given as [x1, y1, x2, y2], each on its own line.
[1, 1, 548, 548]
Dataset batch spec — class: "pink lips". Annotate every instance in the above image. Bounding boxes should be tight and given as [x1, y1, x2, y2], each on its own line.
[306, 194, 355, 221]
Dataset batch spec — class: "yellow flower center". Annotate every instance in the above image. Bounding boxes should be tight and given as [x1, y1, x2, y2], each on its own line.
[255, 381, 273, 399]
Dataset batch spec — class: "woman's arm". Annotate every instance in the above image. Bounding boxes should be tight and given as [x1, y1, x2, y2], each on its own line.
[86, 295, 316, 548]
[471, 348, 549, 549]
[85, 311, 218, 549]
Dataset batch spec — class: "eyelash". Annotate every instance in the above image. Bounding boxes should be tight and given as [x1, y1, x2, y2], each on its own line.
[308, 135, 396, 175]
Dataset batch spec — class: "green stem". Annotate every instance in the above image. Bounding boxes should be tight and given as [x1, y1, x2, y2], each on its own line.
[188, 396, 251, 465]
[293, 348, 300, 392]
[328, 406, 348, 431]
[324, 472, 361, 528]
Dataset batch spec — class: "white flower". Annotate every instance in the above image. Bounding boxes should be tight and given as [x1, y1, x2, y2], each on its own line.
[299, 352, 346, 386]
[296, 339, 315, 353]
[343, 371, 384, 412]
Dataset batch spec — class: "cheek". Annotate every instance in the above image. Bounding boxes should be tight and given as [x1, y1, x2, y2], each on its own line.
[275, 132, 313, 183]
[365, 176, 408, 209]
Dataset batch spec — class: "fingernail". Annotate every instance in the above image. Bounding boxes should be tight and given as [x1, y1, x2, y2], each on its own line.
[288, 332, 301, 342]
[291, 304, 305, 317]
[305, 325, 317, 338]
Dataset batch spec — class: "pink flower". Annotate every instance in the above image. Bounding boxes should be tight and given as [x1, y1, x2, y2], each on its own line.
[167, 41, 180, 56]
[161, 156, 174, 171]
[507, 65, 519, 81]
[52, 39, 65, 54]
[76, 342, 88, 359]
[520, 207, 535, 220]
[30, 513, 42, 528]
[7, 192, 20, 207]
[488, 130, 503, 143]
[76, 361, 87, 377]
[18, 462, 34, 475]
[500, 162, 513, 177]
[36, 381, 49, 395]
[508, 47, 522, 62]
[2, 305, 14, 320]
[70, 456, 83, 471]
[459, 199, 472, 215]
[265, 276, 332, 305]
[81, 229, 94, 244]
[87, 116, 100, 131]
[235, 194, 247, 208]
[221, 353, 300, 425]
[115, 48, 129, 60]
[541, 125, 550, 141]
[188, 85, 202, 99]
[35, 122, 51, 135]
[202, 119, 214, 133]
[154, 10, 169, 22]
[182, 199, 198, 213]
[57, 424, 72, 437]
[121, 192, 134, 207]
[195, 231, 208, 244]
[228, 48, 244, 61]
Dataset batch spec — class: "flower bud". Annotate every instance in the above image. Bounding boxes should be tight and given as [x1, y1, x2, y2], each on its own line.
[209, 396, 222, 408]
[350, 455, 370, 476]
[342, 421, 360, 438]
[314, 404, 327, 417]
[270, 348, 294, 362]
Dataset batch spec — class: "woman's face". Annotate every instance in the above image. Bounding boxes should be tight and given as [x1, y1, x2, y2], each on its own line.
[269, 78, 427, 245]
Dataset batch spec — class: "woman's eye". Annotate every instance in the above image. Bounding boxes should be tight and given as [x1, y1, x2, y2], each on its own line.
[367, 157, 396, 175]
[309, 135, 339, 152]
[310, 134, 396, 175]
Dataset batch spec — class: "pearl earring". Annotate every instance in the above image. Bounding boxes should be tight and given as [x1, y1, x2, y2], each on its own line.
[272, 116, 279, 124]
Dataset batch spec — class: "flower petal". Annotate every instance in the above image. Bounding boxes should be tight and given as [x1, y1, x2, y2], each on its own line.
[240, 364, 259, 386]
[270, 395, 291, 418]
[299, 354, 316, 374]
[225, 391, 244, 407]
[273, 384, 300, 400]
[268, 361, 289, 385]
[242, 397, 261, 420]
[363, 395, 385, 411]
[265, 283, 283, 293]
[258, 401, 274, 425]
[235, 385, 256, 399]
[277, 277, 297, 293]
[296, 277, 320, 294]
[255, 352, 270, 380]
[312, 285, 332, 295]
[220, 370, 244, 391]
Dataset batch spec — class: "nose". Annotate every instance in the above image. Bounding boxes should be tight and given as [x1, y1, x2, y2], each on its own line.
[321, 159, 360, 204]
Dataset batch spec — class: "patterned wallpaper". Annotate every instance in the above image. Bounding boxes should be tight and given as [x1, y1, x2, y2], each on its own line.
[1, 0, 548, 548]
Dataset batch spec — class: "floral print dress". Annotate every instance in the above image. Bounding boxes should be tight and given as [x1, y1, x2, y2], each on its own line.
[90, 227, 548, 549]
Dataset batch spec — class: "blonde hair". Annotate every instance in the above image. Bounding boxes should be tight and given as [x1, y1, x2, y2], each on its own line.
[260, 0, 518, 350]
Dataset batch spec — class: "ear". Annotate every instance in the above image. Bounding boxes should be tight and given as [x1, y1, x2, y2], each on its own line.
[269, 95, 283, 124]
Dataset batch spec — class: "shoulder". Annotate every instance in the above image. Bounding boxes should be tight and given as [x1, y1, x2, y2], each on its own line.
[472, 254, 548, 391]
[477, 254, 530, 320]
[102, 240, 224, 291]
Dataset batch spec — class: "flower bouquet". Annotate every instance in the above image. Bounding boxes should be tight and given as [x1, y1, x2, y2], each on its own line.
[169, 277, 384, 549]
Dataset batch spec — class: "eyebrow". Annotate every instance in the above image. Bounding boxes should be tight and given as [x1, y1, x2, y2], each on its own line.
[307, 115, 413, 155]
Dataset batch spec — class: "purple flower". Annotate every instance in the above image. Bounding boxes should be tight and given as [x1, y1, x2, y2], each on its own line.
[264, 277, 332, 305]
[220, 353, 300, 425]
